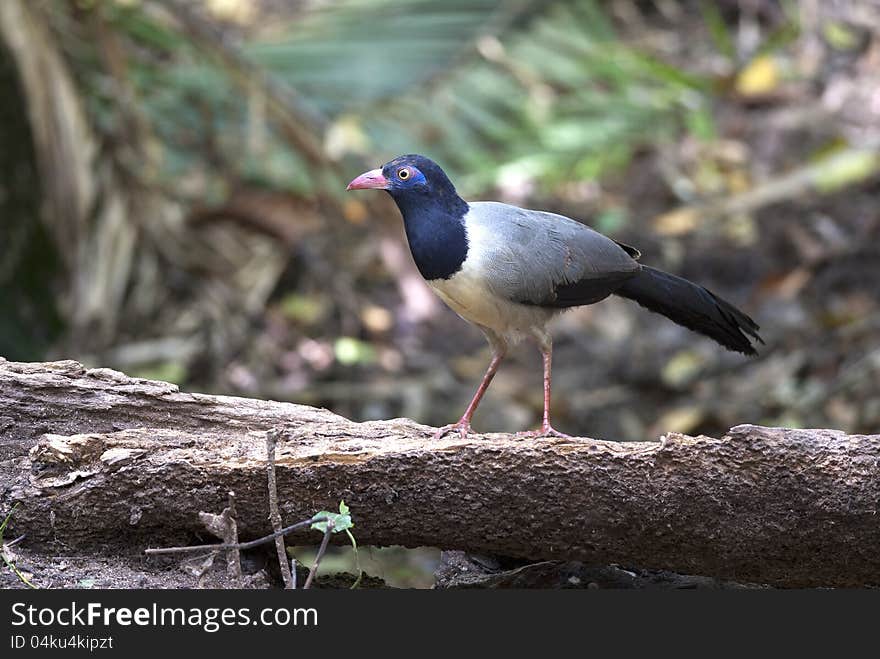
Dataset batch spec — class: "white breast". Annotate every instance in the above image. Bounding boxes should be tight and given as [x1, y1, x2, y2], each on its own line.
[428, 260, 555, 344]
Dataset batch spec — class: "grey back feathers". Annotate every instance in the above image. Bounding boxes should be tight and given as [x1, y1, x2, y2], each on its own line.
[461, 201, 761, 354]
[463, 202, 641, 308]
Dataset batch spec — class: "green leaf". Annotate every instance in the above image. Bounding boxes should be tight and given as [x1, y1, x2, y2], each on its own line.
[813, 150, 880, 193]
[131, 362, 188, 385]
[822, 22, 861, 52]
[699, 1, 735, 60]
[334, 337, 376, 365]
[0, 504, 17, 540]
[310, 500, 354, 534]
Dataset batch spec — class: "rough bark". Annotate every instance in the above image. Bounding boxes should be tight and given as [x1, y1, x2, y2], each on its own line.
[1, 357, 879, 587]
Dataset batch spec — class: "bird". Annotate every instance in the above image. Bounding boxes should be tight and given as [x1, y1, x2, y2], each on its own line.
[347, 154, 762, 439]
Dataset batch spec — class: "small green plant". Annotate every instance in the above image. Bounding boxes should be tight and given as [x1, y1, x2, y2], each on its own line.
[311, 501, 362, 588]
[1, 504, 37, 589]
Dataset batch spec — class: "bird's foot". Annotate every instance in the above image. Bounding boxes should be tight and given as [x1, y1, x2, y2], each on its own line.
[517, 423, 571, 439]
[434, 419, 473, 440]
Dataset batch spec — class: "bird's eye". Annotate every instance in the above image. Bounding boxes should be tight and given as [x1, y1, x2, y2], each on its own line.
[397, 168, 410, 180]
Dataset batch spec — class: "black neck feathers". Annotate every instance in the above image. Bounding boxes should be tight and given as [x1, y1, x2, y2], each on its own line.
[383, 158, 470, 281]
[393, 194, 469, 281]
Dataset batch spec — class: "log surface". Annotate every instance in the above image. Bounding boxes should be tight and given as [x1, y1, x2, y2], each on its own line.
[1, 357, 879, 587]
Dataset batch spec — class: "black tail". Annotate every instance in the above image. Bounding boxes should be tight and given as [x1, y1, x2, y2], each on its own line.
[615, 266, 762, 355]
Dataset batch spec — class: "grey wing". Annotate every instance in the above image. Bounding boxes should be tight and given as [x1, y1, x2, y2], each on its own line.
[466, 202, 641, 307]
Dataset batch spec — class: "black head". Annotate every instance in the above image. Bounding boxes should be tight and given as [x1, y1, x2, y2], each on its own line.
[346, 154, 470, 281]
[381, 154, 454, 195]
[346, 154, 467, 217]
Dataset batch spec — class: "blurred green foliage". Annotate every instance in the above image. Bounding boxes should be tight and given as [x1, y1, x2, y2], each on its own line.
[71, 0, 714, 198]
[1, 0, 725, 361]
[4, 0, 877, 441]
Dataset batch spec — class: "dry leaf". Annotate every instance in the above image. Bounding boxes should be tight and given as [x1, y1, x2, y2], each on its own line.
[653, 207, 700, 236]
[736, 55, 779, 97]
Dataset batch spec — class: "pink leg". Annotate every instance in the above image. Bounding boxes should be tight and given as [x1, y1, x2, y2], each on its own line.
[518, 344, 570, 438]
[435, 350, 505, 439]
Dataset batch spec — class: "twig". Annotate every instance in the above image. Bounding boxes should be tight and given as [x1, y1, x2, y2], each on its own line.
[656, 147, 880, 232]
[145, 517, 327, 555]
[4, 534, 26, 548]
[266, 429, 294, 589]
[225, 492, 243, 586]
[1, 553, 37, 589]
[303, 519, 334, 590]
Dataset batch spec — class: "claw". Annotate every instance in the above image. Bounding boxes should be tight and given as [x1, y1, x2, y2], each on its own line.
[516, 423, 571, 439]
[434, 419, 472, 440]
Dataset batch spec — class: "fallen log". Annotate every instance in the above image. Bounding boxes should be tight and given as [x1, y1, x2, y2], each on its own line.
[1, 357, 878, 587]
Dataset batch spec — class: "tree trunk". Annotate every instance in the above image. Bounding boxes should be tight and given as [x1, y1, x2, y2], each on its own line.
[2, 357, 878, 587]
